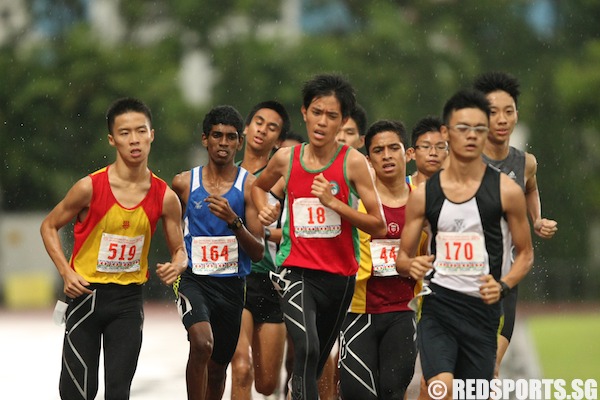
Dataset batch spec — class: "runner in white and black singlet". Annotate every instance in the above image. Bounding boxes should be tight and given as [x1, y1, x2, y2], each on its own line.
[396, 89, 534, 400]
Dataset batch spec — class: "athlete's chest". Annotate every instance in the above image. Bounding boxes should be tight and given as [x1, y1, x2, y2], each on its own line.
[110, 183, 151, 209]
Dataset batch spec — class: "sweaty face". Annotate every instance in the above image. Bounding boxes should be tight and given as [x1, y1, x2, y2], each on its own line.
[443, 108, 489, 161]
[108, 111, 154, 164]
[336, 118, 364, 149]
[367, 130, 406, 180]
[486, 90, 518, 146]
[202, 123, 242, 165]
[302, 95, 345, 147]
[413, 131, 448, 177]
[244, 108, 284, 154]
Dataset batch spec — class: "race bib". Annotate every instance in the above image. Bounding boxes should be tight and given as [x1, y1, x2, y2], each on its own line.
[370, 239, 400, 277]
[435, 232, 485, 275]
[191, 236, 239, 275]
[292, 197, 341, 238]
[97, 233, 144, 273]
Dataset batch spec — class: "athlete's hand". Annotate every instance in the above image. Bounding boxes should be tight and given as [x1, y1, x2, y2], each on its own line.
[205, 195, 236, 223]
[408, 255, 434, 281]
[258, 202, 280, 226]
[156, 262, 186, 286]
[533, 218, 557, 239]
[62, 269, 93, 298]
[479, 274, 501, 305]
[311, 173, 335, 208]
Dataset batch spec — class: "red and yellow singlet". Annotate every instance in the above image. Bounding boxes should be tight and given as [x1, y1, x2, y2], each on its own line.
[69, 166, 167, 285]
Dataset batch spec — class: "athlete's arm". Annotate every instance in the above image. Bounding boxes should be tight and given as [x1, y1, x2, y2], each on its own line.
[156, 187, 187, 285]
[266, 178, 286, 243]
[40, 177, 94, 298]
[252, 148, 289, 226]
[237, 174, 267, 262]
[396, 184, 434, 279]
[171, 170, 191, 208]
[479, 176, 534, 305]
[524, 152, 557, 239]
[318, 149, 386, 237]
[501, 174, 534, 289]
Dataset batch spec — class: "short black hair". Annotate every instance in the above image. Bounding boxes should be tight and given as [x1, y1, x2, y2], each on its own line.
[106, 97, 152, 133]
[364, 119, 408, 156]
[283, 131, 306, 144]
[411, 116, 443, 147]
[349, 103, 368, 136]
[473, 71, 521, 107]
[202, 105, 244, 137]
[245, 100, 291, 140]
[302, 73, 356, 118]
[442, 89, 491, 126]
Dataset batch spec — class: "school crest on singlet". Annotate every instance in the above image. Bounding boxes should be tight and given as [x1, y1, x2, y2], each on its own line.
[70, 166, 166, 285]
[183, 166, 252, 278]
[278, 144, 360, 276]
[426, 166, 510, 297]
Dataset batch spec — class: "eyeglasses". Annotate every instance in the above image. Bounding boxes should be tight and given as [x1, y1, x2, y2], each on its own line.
[449, 124, 489, 135]
[414, 143, 448, 152]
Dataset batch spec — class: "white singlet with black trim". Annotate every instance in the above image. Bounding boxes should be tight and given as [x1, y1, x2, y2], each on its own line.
[426, 166, 511, 297]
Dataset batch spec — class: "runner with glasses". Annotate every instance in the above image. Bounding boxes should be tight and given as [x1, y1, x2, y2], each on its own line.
[407, 116, 449, 188]
[405, 115, 449, 399]
[396, 89, 534, 399]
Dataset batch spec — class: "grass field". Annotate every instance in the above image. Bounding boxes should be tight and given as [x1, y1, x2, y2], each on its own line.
[528, 311, 600, 381]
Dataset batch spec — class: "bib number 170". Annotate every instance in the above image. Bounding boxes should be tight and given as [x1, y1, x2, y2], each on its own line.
[444, 241, 474, 261]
